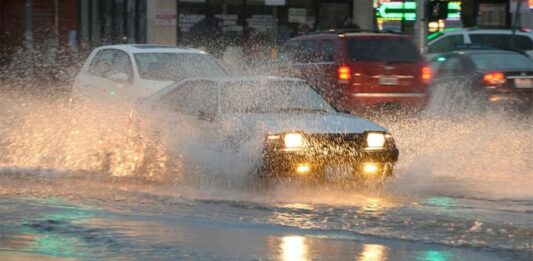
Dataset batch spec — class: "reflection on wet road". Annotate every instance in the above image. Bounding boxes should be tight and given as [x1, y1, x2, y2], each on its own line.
[1, 177, 531, 260]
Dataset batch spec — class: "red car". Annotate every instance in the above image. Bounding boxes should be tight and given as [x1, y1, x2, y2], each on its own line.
[278, 29, 431, 113]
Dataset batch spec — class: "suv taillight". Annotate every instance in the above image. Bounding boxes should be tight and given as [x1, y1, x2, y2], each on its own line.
[482, 71, 506, 86]
[338, 65, 352, 82]
[421, 65, 432, 84]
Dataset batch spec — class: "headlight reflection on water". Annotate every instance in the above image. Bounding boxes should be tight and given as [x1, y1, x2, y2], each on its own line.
[281, 236, 309, 261]
[357, 244, 388, 261]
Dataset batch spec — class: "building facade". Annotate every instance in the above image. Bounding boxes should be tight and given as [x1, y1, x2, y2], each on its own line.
[1, 0, 532, 72]
[0, 0, 79, 73]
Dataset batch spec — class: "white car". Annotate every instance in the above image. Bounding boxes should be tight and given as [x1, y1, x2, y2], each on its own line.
[71, 44, 228, 103]
[427, 28, 533, 59]
[135, 77, 399, 182]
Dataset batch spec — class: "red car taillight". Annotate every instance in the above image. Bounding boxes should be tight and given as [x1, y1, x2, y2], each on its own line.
[482, 71, 506, 86]
[337, 65, 352, 82]
[421, 65, 432, 84]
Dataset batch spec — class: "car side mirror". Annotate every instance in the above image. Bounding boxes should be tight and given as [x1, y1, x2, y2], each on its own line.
[198, 111, 215, 121]
[107, 72, 129, 83]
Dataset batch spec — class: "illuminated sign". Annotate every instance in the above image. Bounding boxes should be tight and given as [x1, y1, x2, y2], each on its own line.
[376, 1, 461, 21]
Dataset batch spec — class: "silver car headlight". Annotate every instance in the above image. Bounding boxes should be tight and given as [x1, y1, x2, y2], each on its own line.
[284, 132, 304, 149]
[366, 132, 386, 148]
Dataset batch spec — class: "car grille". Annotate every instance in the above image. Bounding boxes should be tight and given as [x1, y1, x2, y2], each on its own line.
[305, 133, 365, 156]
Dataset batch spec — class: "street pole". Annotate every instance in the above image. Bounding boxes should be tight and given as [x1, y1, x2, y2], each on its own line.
[24, 0, 33, 77]
[414, 0, 427, 54]
[176, 0, 180, 45]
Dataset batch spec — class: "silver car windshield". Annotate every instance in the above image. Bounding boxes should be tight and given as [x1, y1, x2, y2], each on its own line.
[221, 81, 336, 114]
[134, 53, 227, 81]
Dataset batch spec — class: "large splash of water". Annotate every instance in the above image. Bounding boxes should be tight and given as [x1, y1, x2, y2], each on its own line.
[0, 85, 531, 202]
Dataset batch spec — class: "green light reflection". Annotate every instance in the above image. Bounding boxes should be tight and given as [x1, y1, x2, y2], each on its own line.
[417, 250, 453, 261]
[33, 234, 88, 258]
[19, 201, 97, 259]
[426, 197, 455, 208]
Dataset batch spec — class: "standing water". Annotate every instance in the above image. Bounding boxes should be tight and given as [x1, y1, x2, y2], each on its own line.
[0, 89, 532, 260]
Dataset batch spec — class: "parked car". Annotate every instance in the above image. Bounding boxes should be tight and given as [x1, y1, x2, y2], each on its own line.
[135, 77, 399, 183]
[71, 44, 229, 103]
[427, 28, 533, 59]
[278, 29, 431, 113]
[428, 49, 533, 112]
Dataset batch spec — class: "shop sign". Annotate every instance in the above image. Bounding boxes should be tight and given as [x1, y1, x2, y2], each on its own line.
[288, 8, 306, 23]
[155, 9, 177, 26]
[376, 1, 461, 21]
[478, 3, 506, 27]
[266, 0, 286, 6]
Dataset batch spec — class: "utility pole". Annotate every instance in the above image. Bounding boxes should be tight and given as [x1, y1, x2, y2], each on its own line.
[24, 0, 33, 77]
[414, 0, 428, 54]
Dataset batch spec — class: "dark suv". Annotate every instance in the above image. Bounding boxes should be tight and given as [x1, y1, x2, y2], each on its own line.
[278, 30, 431, 113]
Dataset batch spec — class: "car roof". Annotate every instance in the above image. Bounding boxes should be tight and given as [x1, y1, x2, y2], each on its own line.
[292, 29, 407, 40]
[434, 49, 530, 58]
[94, 44, 207, 54]
[433, 27, 533, 36]
[428, 28, 533, 43]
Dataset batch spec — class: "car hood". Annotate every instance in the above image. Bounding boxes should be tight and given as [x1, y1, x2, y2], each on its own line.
[221, 112, 388, 134]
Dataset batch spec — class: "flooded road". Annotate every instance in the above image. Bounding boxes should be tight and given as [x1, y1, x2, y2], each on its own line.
[0, 95, 532, 260]
[1, 172, 531, 260]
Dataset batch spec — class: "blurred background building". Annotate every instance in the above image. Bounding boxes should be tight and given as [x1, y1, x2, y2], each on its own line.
[1, 0, 532, 73]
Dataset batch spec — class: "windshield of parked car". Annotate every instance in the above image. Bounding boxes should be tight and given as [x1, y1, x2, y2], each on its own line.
[134, 53, 227, 81]
[221, 81, 336, 114]
[471, 53, 533, 71]
[347, 38, 422, 63]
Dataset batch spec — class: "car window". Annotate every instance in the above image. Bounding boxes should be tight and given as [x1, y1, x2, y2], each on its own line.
[347, 38, 422, 62]
[158, 81, 218, 116]
[470, 53, 533, 71]
[295, 40, 319, 63]
[183, 83, 218, 116]
[221, 81, 335, 114]
[134, 53, 227, 81]
[112, 50, 133, 79]
[320, 40, 336, 62]
[88, 49, 115, 77]
[469, 34, 533, 51]
[158, 82, 194, 112]
[279, 40, 299, 63]
[428, 34, 464, 53]
[437, 56, 464, 77]
[88, 49, 133, 81]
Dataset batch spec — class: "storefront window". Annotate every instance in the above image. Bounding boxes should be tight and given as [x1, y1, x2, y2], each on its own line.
[175, 0, 350, 59]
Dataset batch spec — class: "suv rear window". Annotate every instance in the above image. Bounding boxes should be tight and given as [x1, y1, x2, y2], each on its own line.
[347, 38, 422, 62]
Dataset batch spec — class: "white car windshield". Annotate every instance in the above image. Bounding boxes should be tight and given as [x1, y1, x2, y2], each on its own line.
[221, 81, 336, 114]
[134, 53, 227, 81]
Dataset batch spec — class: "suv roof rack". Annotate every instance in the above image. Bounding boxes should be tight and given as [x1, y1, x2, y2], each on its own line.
[311, 28, 403, 35]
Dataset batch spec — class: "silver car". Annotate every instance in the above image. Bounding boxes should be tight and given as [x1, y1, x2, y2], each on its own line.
[135, 77, 399, 183]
